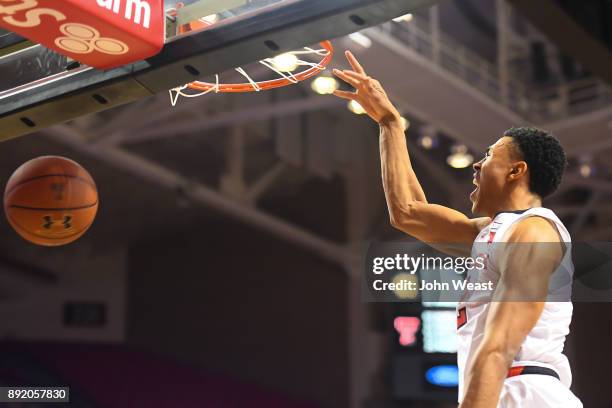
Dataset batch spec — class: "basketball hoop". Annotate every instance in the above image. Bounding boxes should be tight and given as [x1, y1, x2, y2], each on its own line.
[168, 9, 334, 106]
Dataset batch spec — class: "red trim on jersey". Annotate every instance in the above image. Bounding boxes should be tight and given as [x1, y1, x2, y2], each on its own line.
[506, 365, 560, 380]
[457, 307, 467, 329]
[488, 231, 496, 244]
[507, 366, 525, 377]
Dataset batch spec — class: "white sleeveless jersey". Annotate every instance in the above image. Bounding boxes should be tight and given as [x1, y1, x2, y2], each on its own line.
[456, 207, 574, 403]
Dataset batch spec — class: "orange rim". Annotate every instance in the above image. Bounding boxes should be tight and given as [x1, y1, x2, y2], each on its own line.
[184, 41, 334, 93]
[173, 10, 334, 93]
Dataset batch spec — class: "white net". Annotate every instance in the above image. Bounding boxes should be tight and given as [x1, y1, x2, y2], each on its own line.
[169, 43, 332, 106]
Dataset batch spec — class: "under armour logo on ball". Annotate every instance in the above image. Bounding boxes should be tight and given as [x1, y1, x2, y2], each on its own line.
[42, 215, 73, 229]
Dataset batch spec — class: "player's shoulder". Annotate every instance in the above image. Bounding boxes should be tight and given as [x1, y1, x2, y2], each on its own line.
[505, 215, 561, 243]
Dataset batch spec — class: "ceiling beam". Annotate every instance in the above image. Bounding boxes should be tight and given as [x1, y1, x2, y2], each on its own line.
[101, 95, 344, 146]
[46, 124, 356, 268]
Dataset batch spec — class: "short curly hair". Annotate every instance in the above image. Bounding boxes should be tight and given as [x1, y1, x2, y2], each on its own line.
[504, 127, 567, 198]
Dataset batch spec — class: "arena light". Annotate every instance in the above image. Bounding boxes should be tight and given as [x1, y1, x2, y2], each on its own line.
[579, 164, 593, 178]
[447, 145, 474, 169]
[400, 116, 410, 131]
[271, 53, 299, 72]
[311, 76, 339, 95]
[393, 13, 414, 23]
[418, 135, 434, 149]
[425, 365, 459, 387]
[348, 100, 367, 115]
[392, 273, 418, 299]
[348, 32, 372, 48]
[418, 125, 438, 149]
[578, 156, 595, 178]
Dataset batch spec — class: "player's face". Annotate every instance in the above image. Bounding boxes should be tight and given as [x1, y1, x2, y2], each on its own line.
[470, 137, 516, 215]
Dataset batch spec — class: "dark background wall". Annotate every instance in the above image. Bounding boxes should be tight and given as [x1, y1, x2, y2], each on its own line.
[126, 217, 349, 408]
[571, 303, 612, 407]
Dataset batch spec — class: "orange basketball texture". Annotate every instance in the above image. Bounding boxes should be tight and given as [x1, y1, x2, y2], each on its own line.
[4, 156, 98, 246]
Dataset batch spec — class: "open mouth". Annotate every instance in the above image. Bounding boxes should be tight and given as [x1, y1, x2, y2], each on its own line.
[470, 174, 480, 199]
[470, 185, 479, 200]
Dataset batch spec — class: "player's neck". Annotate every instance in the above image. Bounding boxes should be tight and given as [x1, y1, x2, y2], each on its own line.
[488, 193, 542, 218]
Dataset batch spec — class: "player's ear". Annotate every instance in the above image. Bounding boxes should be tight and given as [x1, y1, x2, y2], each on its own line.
[508, 161, 528, 181]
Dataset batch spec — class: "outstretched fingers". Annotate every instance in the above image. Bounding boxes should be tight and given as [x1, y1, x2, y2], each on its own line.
[341, 70, 368, 81]
[332, 69, 360, 87]
[345, 50, 366, 74]
[330, 51, 375, 104]
[332, 90, 357, 100]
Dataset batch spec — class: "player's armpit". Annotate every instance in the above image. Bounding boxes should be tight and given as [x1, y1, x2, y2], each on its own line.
[390, 201, 490, 254]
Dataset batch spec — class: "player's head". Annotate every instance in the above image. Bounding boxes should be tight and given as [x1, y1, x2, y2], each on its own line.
[470, 127, 567, 216]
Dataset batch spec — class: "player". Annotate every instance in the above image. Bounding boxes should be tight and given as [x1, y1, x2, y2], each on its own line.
[331, 50, 582, 407]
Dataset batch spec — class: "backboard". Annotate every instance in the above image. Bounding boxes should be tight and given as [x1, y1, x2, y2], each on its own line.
[0, 0, 439, 141]
[165, 0, 287, 33]
[0, 0, 289, 104]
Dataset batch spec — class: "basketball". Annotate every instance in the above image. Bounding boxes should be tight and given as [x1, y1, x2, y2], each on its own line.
[3, 156, 98, 246]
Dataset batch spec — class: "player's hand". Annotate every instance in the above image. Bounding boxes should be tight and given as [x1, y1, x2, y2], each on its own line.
[332, 50, 401, 125]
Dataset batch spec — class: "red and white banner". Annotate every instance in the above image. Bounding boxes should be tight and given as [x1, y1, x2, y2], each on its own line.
[0, 0, 165, 69]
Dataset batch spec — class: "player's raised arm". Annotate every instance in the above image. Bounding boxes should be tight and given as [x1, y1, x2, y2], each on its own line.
[332, 51, 489, 246]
